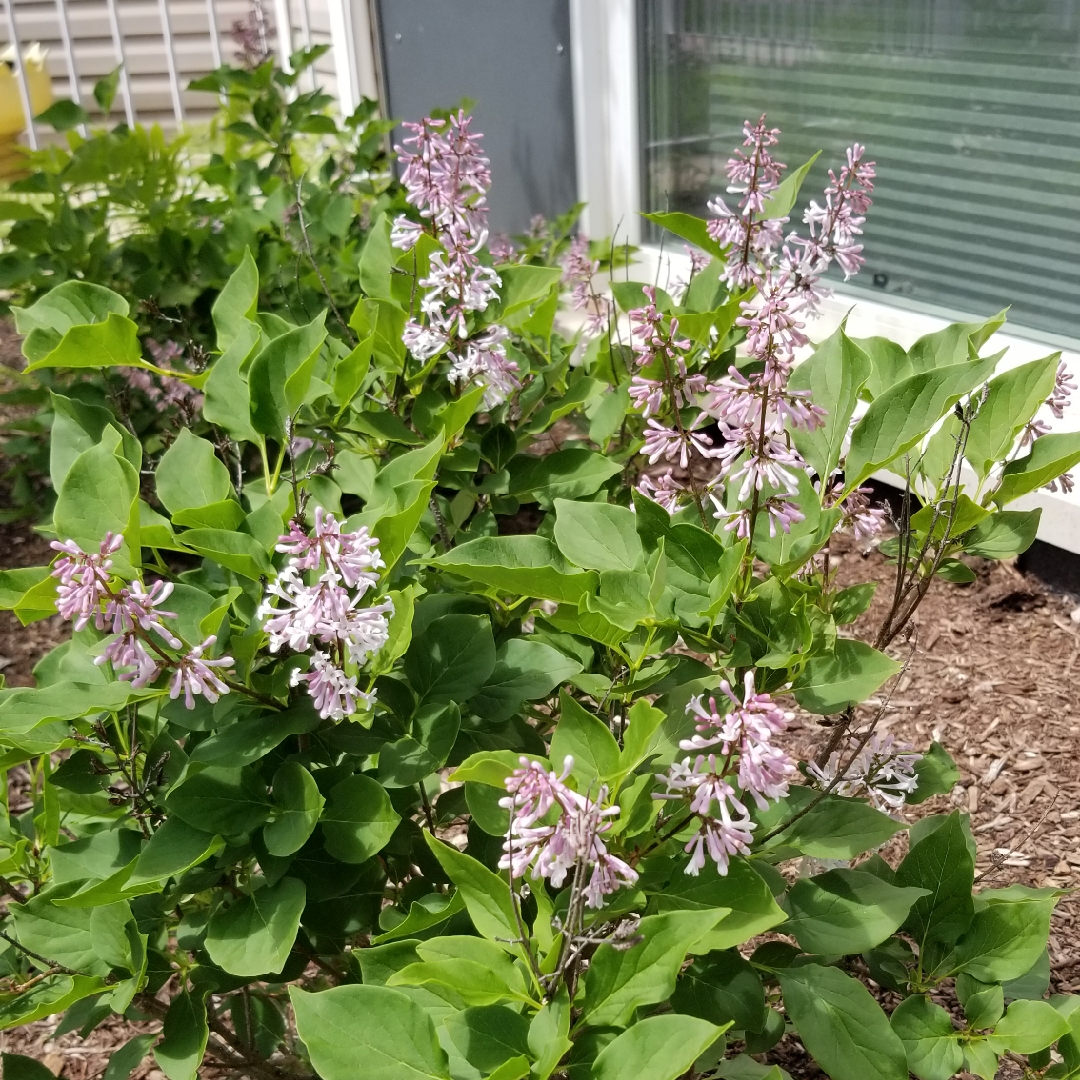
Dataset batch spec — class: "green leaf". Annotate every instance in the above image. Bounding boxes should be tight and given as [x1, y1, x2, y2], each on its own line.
[650, 857, 786, 950]
[36, 99, 90, 131]
[552, 498, 643, 572]
[372, 892, 464, 944]
[583, 910, 728, 1028]
[0, 975, 104, 1031]
[358, 216, 398, 302]
[947, 889, 1059, 982]
[845, 354, 1001, 489]
[379, 703, 460, 788]
[832, 583, 876, 625]
[780, 963, 908, 1080]
[1002, 947, 1051, 1001]
[529, 989, 572, 1080]
[422, 834, 518, 946]
[204, 320, 261, 443]
[333, 333, 374, 409]
[432, 535, 598, 604]
[166, 766, 270, 836]
[53, 429, 139, 575]
[506, 448, 621, 507]
[177, 528, 274, 579]
[995, 431, 1080, 505]
[768, 790, 905, 860]
[964, 354, 1060, 479]
[188, 704, 322, 769]
[442, 1005, 531, 1074]
[889, 995, 962, 1080]
[26, 313, 142, 371]
[497, 264, 564, 315]
[792, 639, 901, 714]
[591, 1014, 726, 1080]
[11, 888, 111, 976]
[549, 690, 620, 787]
[264, 763, 325, 856]
[989, 999, 1071, 1054]
[763, 151, 822, 219]
[751, 469, 842, 577]
[93, 65, 121, 115]
[205, 877, 305, 977]
[471, 640, 583, 722]
[672, 950, 766, 1032]
[909, 742, 960, 805]
[963, 510, 1041, 559]
[102, 1035, 157, 1080]
[248, 313, 328, 438]
[956, 974, 1004, 1029]
[896, 811, 975, 948]
[50, 390, 140, 494]
[788, 326, 872, 479]
[641, 211, 725, 259]
[154, 991, 208, 1080]
[212, 250, 259, 352]
[320, 773, 401, 864]
[403, 614, 496, 706]
[783, 868, 929, 954]
[389, 957, 526, 1007]
[156, 430, 233, 514]
[291, 984, 451, 1080]
[128, 818, 222, 886]
[14, 281, 127, 335]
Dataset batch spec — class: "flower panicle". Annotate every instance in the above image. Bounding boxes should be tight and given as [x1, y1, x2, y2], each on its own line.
[499, 755, 638, 910]
[50, 533, 234, 707]
[259, 509, 392, 720]
[392, 110, 518, 408]
[654, 672, 796, 876]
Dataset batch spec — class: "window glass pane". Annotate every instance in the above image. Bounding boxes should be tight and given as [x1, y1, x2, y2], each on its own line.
[639, 0, 1080, 340]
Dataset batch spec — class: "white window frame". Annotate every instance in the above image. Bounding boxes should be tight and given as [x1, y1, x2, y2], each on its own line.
[565, 0, 1080, 554]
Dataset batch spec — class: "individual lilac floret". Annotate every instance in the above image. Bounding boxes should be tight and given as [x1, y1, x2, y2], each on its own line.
[169, 635, 233, 709]
[807, 732, 922, 813]
[498, 756, 638, 909]
[51, 533, 123, 629]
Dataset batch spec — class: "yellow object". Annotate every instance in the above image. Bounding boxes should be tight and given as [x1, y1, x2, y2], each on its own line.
[0, 43, 53, 136]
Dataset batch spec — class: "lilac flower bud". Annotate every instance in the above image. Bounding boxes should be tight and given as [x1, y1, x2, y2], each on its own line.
[50, 533, 123, 630]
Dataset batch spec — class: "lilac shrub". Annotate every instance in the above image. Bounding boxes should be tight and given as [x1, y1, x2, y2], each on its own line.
[0, 108, 1077, 1080]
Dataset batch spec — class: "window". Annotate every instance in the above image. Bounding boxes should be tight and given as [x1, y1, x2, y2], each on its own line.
[639, 0, 1080, 341]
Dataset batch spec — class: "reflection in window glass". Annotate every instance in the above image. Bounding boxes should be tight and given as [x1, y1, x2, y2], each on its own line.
[639, 0, 1080, 339]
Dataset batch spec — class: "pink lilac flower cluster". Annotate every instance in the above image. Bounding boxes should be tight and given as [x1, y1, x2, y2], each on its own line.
[51, 533, 233, 706]
[258, 507, 392, 720]
[814, 477, 889, 544]
[499, 756, 638, 909]
[806, 732, 922, 813]
[654, 672, 796, 876]
[634, 119, 876, 545]
[391, 111, 519, 408]
[120, 340, 204, 417]
[562, 233, 611, 337]
[1041, 361, 1076, 493]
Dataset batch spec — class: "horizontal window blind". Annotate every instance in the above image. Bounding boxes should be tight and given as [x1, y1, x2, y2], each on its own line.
[639, 0, 1080, 341]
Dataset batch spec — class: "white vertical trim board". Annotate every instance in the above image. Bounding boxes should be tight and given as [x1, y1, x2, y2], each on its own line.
[569, 0, 640, 244]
